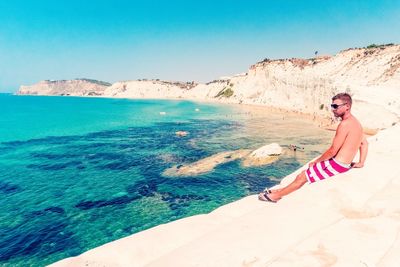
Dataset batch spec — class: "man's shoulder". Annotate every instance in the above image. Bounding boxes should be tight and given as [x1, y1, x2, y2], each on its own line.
[338, 119, 351, 127]
[340, 116, 362, 131]
[338, 117, 357, 130]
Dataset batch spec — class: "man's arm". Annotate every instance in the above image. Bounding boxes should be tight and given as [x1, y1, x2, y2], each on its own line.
[352, 135, 368, 168]
[309, 122, 348, 167]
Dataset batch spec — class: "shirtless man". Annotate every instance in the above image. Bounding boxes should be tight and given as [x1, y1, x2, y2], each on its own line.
[259, 93, 368, 203]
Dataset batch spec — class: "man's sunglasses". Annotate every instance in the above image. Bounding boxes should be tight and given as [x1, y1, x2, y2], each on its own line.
[330, 103, 347, 109]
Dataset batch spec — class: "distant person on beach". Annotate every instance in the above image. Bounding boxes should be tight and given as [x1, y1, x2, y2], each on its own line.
[259, 93, 369, 203]
[289, 144, 304, 151]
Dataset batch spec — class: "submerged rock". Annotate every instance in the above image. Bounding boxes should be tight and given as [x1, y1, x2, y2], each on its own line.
[175, 131, 189, 137]
[0, 181, 22, 195]
[163, 149, 252, 176]
[163, 143, 284, 176]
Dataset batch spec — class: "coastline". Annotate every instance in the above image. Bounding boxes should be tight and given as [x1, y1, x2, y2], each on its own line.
[14, 92, 393, 135]
[50, 123, 400, 267]
[48, 93, 400, 266]
[14, 45, 399, 266]
[95, 95, 399, 135]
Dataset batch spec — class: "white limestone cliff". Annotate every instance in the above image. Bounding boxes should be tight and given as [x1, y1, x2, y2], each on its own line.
[17, 45, 400, 129]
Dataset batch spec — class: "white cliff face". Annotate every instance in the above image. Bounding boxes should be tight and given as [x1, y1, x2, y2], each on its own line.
[103, 80, 199, 99]
[231, 45, 400, 115]
[17, 79, 111, 96]
[103, 45, 400, 123]
[237, 46, 399, 129]
[102, 79, 231, 102]
[16, 45, 400, 129]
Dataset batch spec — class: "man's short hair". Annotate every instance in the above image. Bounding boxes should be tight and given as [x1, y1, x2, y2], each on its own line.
[332, 93, 352, 106]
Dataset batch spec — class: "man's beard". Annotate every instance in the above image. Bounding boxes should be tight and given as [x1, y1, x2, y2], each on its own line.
[333, 111, 343, 118]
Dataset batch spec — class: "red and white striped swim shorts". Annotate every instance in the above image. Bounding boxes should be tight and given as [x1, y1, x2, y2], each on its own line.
[306, 158, 351, 184]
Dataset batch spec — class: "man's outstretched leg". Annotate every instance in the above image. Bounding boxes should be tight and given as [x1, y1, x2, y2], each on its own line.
[258, 170, 308, 202]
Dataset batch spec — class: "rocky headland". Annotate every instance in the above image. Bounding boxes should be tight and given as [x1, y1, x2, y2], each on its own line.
[18, 78, 111, 96]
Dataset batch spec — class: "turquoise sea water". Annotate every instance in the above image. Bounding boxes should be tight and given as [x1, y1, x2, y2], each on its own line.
[0, 94, 333, 266]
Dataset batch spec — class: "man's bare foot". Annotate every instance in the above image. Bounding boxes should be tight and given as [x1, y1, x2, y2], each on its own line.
[258, 192, 281, 203]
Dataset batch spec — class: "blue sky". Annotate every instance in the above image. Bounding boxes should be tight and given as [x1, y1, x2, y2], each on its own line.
[0, 0, 399, 92]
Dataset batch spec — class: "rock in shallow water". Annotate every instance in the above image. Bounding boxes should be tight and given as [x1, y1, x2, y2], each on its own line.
[248, 143, 282, 158]
[242, 143, 282, 167]
[163, 143, 284, 176]
[163, 149, 252, 176]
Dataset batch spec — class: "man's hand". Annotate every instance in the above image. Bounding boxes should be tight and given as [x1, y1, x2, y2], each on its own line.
[351, 162, 364, 168]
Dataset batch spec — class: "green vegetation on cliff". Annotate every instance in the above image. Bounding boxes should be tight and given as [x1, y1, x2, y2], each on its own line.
[215, 86, 234, 98]
[76, 78, 112, 86]
[366, 43, 394, 49]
